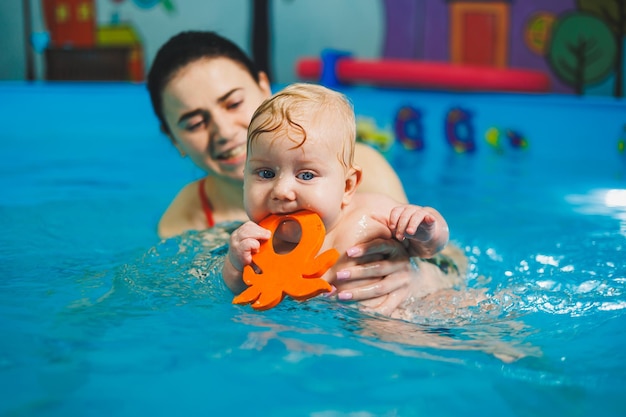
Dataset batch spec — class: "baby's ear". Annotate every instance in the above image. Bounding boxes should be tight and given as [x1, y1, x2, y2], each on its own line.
[342, 166, 362, 206]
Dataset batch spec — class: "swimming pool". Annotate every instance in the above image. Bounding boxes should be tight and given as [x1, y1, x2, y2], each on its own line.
[1, 83, 625, 416]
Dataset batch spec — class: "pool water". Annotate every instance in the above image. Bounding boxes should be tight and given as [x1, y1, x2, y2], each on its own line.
[1, 83, 625, 416]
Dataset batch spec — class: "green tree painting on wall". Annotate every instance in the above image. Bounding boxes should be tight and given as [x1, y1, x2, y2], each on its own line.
[547, 13, 617, 95]
[577, 0, 625, 97]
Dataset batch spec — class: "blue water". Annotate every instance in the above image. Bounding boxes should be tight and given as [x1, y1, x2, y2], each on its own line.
[1, 83, 625, 416]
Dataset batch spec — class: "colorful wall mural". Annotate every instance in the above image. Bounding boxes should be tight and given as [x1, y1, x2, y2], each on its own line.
[382, 0, 625, 97]
[30, 0, 626, 97]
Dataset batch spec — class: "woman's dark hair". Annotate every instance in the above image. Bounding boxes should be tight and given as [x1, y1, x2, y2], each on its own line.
[147, 31, 261, 133]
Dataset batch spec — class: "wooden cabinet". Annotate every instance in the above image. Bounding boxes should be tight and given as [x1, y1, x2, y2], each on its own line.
[45, 47, 133, 81]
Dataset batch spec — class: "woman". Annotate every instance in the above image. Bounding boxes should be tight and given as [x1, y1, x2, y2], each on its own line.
[146, 31, 462, 315]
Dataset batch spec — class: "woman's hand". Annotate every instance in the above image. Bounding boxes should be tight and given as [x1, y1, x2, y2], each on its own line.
[334, 238, 418, 316]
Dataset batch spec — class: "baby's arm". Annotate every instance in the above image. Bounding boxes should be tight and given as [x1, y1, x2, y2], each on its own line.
[222, 221, 271, 294]
[389, 205, 449, 258]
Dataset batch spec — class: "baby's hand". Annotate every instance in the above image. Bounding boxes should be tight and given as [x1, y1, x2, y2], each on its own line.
[389, 205, 438, 243]
[228, 221, 272, 271]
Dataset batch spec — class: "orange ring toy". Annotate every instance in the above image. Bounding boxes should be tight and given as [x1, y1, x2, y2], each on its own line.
[232, 210, 339, 311]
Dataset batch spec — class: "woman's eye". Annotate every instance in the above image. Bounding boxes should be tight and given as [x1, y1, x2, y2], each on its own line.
[187, 122, 203, 131]
[258, 169, 275, 179]
[185, 117, 207, 131]
[297, 171, 315, 181]
[227, 100, 242, 110]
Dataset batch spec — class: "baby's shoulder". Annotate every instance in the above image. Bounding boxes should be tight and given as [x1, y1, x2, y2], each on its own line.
[342, 193, 396, 230]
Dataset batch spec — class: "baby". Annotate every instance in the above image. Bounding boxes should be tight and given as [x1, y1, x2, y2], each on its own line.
[222, 83, 463, 316]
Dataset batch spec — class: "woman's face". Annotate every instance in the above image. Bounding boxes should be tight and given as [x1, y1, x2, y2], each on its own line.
[161, 57, 271, 182]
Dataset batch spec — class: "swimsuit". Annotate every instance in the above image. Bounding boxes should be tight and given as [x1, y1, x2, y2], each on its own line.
[421, 253, 459, 274]
[198, 178, 215, 228]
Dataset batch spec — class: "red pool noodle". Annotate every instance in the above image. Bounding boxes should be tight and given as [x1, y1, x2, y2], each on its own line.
[296, 58, 550, 93]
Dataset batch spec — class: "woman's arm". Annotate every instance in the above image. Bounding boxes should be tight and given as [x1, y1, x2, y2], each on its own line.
[345, 144, 418, 314]
[333, 239, 468, 316]
[334, 238, 415, 315]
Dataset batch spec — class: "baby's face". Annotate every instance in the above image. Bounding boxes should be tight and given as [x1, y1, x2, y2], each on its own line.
[244, 117, 349, 232]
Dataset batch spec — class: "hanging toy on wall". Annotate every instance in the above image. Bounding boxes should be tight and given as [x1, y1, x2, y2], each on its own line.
[445, 107, 475, 153]
[30, 31, 50, 53]
[109, 0, 125, 24]
[133, 0, 175, 13]
[394, 105, 424, 151]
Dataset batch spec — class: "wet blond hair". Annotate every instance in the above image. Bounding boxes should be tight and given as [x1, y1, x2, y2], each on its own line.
[248, 83, 356, 170]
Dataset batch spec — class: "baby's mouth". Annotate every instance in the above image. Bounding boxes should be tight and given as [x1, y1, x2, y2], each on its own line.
[216, 144, 246, 161]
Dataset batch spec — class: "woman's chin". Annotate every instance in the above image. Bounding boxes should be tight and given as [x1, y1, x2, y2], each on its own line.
[215, 160, 246, 181]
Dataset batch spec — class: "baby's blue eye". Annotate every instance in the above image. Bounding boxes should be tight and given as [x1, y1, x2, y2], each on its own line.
[298, 172, 315, 181]
[258, 169, 275, 179]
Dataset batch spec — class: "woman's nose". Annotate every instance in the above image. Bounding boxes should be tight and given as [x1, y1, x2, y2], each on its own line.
[211, 113, 238, 143]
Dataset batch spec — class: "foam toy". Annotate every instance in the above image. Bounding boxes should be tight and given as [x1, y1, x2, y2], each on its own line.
[445, 107, 475, 153]
[297, 57, 550, 93]
[485, 127, 529, 152]
[485, 127, 502, 150]
[232, 210, 339, 311]
[505, 129, 528, 149]
[357, 117, 394, 152]
[395, 106, 424, 151]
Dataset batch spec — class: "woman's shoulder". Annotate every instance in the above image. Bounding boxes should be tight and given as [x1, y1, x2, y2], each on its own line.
[351, 192, 396, 217]
[353, 143, 408, 203]
[171, 179, 204, 208]
[157, 179, 205, 238]
[354, 141, 381, 161]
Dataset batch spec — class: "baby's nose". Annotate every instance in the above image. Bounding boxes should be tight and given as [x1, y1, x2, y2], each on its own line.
[272, 176, 296, 200]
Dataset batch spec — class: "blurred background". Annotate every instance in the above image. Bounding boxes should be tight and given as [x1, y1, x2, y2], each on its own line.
[1, 0, 625, 97]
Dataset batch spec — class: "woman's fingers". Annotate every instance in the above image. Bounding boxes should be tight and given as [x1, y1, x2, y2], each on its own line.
[346, 238, 405, 259]
[336, 236, 419, 313]
[336, 258, 412, 281]
[363, 287, 408, 317]
[337, 261, 394, 281]
[339, 239, 408, 280]
[337, 268, 410, 301]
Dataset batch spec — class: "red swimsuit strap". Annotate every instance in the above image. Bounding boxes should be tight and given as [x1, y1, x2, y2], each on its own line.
[198, 178, 215, 228]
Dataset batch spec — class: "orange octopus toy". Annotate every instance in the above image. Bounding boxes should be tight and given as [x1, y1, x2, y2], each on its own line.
[232, 210, 339, 310]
